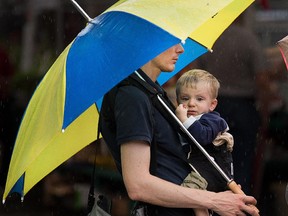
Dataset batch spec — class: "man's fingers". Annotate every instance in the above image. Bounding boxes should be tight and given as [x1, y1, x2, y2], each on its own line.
[242, 205, 260, 216]
[244, 195, 257, 206]
[242, 196, 259, 216]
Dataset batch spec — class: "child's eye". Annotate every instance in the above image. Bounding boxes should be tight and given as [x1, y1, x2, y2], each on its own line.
[181, 97, 189, 101]
[196, 97, 204, 101]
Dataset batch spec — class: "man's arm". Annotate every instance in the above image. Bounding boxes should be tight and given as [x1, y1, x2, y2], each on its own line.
[121, 140, 259, 216]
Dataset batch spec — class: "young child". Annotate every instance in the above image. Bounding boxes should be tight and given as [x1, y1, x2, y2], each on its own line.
[175, 69, 234, 216]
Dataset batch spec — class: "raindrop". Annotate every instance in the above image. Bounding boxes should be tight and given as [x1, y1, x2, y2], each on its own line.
[285, 183, 288, 205]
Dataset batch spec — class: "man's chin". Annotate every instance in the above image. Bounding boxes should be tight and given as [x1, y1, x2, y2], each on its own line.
[162, 67, 175, 73]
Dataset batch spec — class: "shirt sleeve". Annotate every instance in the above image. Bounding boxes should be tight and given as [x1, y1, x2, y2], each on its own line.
[114, 85, 154, 145]
[186, 112, 228, 146]
[183, 114, 203, 128]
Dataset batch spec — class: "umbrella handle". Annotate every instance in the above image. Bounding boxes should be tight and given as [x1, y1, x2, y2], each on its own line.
[228, 180, 259, 213]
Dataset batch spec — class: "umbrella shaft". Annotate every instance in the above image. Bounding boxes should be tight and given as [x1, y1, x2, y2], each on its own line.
[70, 0, 92, 22]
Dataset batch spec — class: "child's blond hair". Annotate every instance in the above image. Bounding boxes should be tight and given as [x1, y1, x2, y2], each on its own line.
[176, 69, 220, 101]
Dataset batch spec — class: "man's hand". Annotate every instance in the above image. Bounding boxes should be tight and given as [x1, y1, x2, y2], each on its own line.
[211, 191, 259, 216]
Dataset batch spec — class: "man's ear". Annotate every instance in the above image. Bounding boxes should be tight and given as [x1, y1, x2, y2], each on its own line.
[210, 99, 218, 111]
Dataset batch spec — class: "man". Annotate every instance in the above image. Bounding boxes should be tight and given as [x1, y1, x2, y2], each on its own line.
[100, 43, 259, 216]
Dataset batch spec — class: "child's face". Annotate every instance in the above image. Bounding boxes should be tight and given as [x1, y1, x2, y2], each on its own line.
[177, 82, 217, 117]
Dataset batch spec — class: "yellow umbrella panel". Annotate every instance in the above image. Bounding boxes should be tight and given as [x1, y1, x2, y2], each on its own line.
[3, 44, 99, 201]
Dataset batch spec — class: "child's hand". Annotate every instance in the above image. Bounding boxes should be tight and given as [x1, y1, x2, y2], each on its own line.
[176, 104, 188, 123]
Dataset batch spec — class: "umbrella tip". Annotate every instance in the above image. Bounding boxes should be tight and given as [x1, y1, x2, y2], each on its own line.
[2, 199, 5, 204]
[62, 129, 65, 133]
[21, 196, 24, 202]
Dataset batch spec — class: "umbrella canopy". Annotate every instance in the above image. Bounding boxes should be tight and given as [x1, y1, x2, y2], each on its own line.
[277, 35, 288, 70]
[3, 0, 254, 202]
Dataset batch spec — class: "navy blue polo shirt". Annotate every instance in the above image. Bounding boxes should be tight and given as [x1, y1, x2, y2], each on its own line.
[102, 84, 190, 184]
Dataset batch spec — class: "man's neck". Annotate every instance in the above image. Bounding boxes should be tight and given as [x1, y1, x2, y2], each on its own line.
[140, 64, 161, 82]
[135, 69, 164, 94]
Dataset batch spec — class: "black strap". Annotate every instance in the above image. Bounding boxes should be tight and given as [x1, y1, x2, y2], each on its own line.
[87, 124, 101, 213]
[128, 70, 186, 138]
[127, 71, 191, 164]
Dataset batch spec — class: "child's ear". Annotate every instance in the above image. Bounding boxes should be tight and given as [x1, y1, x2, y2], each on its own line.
[210, 99, 218, 111]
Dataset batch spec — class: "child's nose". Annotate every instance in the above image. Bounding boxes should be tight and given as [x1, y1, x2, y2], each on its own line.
[188, 99, 195, 106]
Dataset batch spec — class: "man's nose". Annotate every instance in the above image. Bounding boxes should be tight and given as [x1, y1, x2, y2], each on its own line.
[176, 43, 184, 54]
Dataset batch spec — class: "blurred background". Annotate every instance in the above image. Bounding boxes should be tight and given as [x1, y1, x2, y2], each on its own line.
[0, 0, 288, 215]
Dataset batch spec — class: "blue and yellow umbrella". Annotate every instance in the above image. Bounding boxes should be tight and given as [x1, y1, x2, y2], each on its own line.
[277, 35, 288, 70]
[3, 0, 254, 201]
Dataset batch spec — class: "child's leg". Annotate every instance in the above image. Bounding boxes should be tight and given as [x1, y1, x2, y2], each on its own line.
[194, 208, 210, 216]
